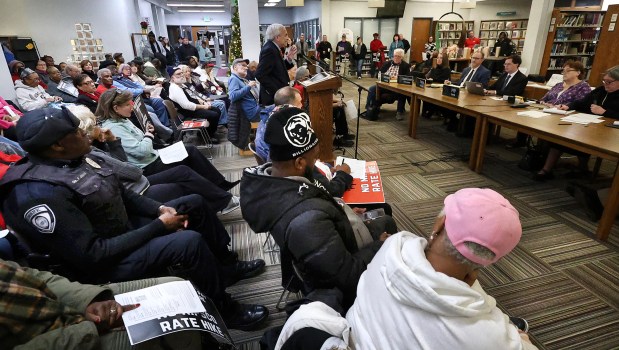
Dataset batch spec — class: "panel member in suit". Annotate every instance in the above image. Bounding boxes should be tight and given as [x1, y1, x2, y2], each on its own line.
[485, 55, 528, 96]
[448, 51, 491, 88]
[255, 23, 297, 105]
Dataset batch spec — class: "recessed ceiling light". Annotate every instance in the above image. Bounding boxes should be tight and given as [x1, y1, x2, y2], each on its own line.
[264, 3, 277, 6]
[167, 3, 224, 7]
[267, 0, 281, 2]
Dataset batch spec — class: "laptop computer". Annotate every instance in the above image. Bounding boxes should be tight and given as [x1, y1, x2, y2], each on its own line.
[465, 81, 485, 95]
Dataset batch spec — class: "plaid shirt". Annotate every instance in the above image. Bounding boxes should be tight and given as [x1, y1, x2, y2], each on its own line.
[386, 63, 400, 78]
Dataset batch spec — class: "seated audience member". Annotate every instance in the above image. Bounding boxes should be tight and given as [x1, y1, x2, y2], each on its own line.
[332, 92, 355, 147]
[74, 74, 101, 113]
[365, 48, 411, 120]
[14, 68, 60, 111]
[180, 65, 228, 126]
[167, 66, 221, 140]
[485, 55, 528, 96]
[291, 66, 310, 105]
[80, 59, 98, 82]
[241, 107, 398, 310]
[254, 87, 303, 162]
[2, 42, 15, 65]
[534, 65, 619, 181]
[46, 64, 80, 103]
[507, 60, 591, 149]
[0, 259, 209, 349]
[246, 60, 258, 80]
[41, 55, 55, 68]
[422, 52, 452, 119]
[228, 58, 261, 122]
[142, 58, 165, 79]
[96, 89, 230, 187]
[58, 62, 68, 72]
[95, 68, 115, 94]
[128, 61, 163, 98]
[113, 52, 124, 66]
[0, 108, 268, 331]
[0, 96, 22, 141]
[34, 59, 50, 87]
[8, 60, 25, 82]
[187, 56, 200, 70]
[199, 63, 227, 94]
[277, 188, 537, 350]
[71, 104, 240, 217]
[114, 63, 171, 128]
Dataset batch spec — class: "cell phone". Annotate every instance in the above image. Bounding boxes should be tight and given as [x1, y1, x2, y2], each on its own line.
[362, 208, 385, 221]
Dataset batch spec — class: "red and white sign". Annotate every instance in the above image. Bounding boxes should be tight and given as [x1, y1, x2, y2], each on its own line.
[342, 161, 385, 204]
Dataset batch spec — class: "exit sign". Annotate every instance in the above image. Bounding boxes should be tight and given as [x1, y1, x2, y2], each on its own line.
[203, 16, 212, 22]
[497, 11, 516, 16]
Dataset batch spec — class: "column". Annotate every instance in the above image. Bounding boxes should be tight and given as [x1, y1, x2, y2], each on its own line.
[521, 0, 555, 74]
[0, 51, 15, 100]
[238, 0, 261, 62]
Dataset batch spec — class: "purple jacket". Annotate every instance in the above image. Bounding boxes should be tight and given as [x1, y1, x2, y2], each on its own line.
[541, 80, 591, 105]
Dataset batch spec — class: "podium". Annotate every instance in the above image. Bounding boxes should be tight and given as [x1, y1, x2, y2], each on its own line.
[302, 73, 342, 163]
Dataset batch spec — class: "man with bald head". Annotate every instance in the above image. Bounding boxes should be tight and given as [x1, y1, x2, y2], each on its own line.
[46, 64, 80, 102]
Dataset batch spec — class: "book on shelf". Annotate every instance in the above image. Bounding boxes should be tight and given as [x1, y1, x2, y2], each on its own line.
[481, 22, 489, 30]
[457, 22, 463, 31]
[512, 30, 519, 38]
[521, 30, 526, 38]
[506, 21, 513, 29]
[467, 23, 474, 31]
[497, 22, 505, 30]
[521, 20, 528, 28]
[489, 22, 497, 30]
[488, 39, 496, 47]
[449, 23, 455, 30]
[481, 31, 489, 38]
[518, 39, 525, 47]
[489, 31, 497, 39]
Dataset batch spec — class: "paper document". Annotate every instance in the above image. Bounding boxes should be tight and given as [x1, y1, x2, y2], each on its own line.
[546, 74, 564, 87]
[115, 281, 206, 328]
[517, 111, 551, 118]
[157, 141, 189, 164]
[543, 108, 573, 115]
[560, 113, 604, 125]
[335, 156, 366, 178]
[490, 97, 504, 101]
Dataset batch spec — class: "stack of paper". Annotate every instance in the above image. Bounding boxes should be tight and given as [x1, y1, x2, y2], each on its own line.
[543, 108, 573, 115]
[560, 113, 604, 125]
[335, 156, 366, 178]
[517, 110, 551, 118]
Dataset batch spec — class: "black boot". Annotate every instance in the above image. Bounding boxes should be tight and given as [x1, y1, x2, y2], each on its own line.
[220, 295, 269, 331]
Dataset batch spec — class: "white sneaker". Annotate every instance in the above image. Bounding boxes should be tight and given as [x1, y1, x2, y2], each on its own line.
[221, 195, 240, 215]
[395, 112, 405, 121]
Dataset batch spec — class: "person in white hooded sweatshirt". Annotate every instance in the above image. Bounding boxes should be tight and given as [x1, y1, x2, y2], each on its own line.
[275, 188, 538, 350]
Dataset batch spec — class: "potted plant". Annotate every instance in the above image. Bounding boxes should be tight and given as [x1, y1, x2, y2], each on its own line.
[140, 21, 148, 34]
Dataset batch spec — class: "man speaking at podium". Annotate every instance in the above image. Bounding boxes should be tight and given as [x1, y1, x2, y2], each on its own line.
[256, 23, 297, 105]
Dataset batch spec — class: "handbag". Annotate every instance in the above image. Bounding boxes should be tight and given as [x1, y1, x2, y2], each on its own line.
[518, 138, 548, 171]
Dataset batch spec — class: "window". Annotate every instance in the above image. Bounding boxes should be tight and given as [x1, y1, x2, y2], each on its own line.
[344, 18, 399, 45]
[292, 19, 320, 49]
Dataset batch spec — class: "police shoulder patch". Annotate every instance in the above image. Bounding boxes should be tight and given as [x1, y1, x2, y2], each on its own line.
[24, 204, 56, 234]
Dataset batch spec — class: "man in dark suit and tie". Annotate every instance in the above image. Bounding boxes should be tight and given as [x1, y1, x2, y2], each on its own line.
[485, 55, 528, 97]
[450, 51, 492, 88]
[255, 23, 297, 105]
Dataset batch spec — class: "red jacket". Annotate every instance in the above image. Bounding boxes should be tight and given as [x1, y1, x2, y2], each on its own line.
[370, 39, 386, 62]
[465, 37, 480, 49]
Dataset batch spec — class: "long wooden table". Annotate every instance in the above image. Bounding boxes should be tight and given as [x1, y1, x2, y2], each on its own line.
[373, 80, 619, 241]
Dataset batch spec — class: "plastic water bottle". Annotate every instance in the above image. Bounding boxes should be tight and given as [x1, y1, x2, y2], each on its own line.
[377, 71, 381, 81]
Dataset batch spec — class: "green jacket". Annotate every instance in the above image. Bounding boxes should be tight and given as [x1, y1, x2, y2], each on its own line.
[0, 259, 110, 349]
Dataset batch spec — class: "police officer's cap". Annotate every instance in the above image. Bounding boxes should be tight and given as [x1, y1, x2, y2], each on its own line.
[16, 107, 80, 153]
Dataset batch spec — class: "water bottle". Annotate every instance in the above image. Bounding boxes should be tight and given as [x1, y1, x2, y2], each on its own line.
[377, 71, 381, 81]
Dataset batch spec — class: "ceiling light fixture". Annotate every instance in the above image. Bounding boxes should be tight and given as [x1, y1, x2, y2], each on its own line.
[267, 0, 281, 2]
[177, 9, 226, 12]
[264, 3, 277, 6]
[167, 3, 224, 7]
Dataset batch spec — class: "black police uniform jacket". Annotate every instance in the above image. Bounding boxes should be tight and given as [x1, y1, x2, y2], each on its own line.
[240, 163, 382, 309]
[0, 154, 165, 280]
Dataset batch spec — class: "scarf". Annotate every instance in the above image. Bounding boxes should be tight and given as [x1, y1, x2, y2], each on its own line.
[79, 90, 101, 102]
[0, 261, 86, 345]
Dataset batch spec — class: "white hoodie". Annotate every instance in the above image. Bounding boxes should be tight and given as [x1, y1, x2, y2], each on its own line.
[14, 80, 51, 111]
[346, 231, 537, 350]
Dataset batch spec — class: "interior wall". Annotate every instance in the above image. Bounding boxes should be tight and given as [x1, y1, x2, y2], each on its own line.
[292, 1, 322, 23]
[0, 0, 141, 65]
[258, 8, 294, 25]
[329, 1, 377, 40]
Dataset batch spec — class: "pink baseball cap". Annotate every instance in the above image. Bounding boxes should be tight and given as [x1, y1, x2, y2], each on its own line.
[444, 188, 522, 266]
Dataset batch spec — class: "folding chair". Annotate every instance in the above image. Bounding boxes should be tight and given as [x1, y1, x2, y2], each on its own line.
[163, 100, 213, 159]
[248, 142, 266, 165]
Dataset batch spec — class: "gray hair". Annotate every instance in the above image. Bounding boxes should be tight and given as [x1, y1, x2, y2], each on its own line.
[118, 63, 131, 74]
[394, 48, 405, 57]
[68, 104, 97, 134]
[265, 23, 285, 41]
[295, 66, 309, 81]
[64, 64, 80, 75]
[97, 68, 111, 78]
[606, 65, 619, 81]
[436, 208, 496, 270]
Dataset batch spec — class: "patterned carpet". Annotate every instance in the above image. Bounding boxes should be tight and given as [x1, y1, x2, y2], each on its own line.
[209, 78, 619, 350]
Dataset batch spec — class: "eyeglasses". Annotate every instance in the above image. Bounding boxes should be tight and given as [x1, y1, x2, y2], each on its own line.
[81, 80, 95, 86]
[111, 89, 122, 105]
[471, 56, 482, 60]
[562, 69, 576, 74]
[602, 79, 617, 85]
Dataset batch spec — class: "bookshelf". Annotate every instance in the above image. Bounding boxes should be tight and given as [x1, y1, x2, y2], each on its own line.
[589, 4, 619, 83]
[433, 21, 474, 48]
[479, 19, 528, 54]
[540, 10, 604, 83]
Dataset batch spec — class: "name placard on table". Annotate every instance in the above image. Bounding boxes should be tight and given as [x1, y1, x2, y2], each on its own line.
[442, 85, 460, 98]
[397, 75, 414, 85]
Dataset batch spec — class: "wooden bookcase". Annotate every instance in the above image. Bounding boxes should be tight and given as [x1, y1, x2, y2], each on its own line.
[479, 19, 528, 54]
[433, 21, 474, 48]
[589, 4, 619, 84]
[539, 9, 604, 83]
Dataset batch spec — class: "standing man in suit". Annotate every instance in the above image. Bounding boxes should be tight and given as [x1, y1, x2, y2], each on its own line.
[485, 55, 527, 96]
[256, 23, 297, 106]
[448, 51, 491, 88]
[295, 33, 309, 66]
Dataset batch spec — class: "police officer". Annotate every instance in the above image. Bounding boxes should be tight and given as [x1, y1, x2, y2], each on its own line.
[0, 107, 268, 331]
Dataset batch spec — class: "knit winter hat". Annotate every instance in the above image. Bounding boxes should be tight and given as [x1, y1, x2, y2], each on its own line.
[265, 107, 318, 161]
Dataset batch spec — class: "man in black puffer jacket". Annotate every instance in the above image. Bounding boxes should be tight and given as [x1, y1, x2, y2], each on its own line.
[240, 107, 397, 310]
